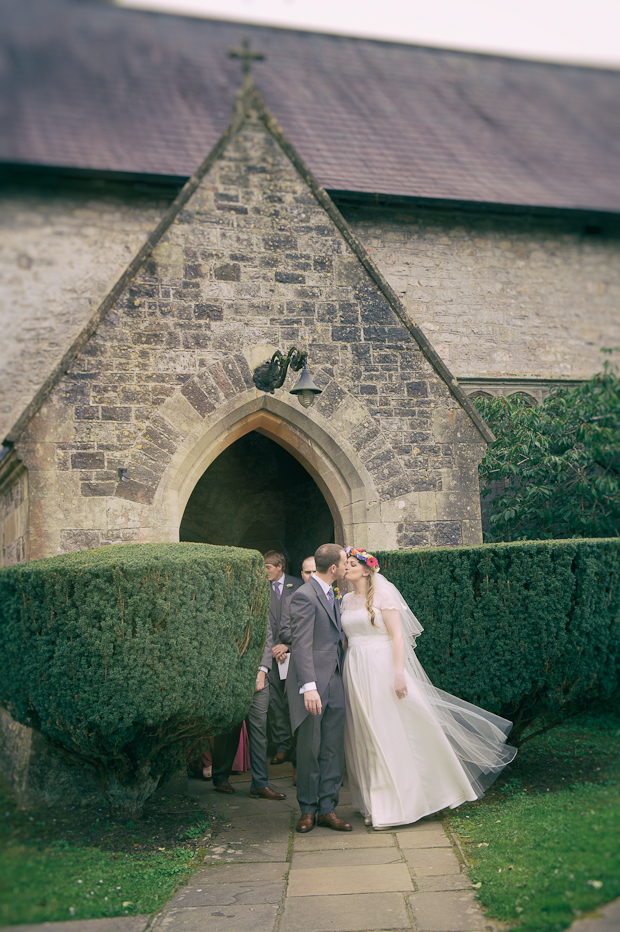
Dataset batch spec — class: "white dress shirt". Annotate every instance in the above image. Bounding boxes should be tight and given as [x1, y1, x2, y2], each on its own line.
[299, 573, 334, 694]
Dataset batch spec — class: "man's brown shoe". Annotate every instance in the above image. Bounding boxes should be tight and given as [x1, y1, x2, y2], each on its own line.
[213, 780, 235, 794]
[270, 751, 287, 764]
[296, 813, 315, 833]
[249, 786, 286, 800]
[317, 812, 352, 832]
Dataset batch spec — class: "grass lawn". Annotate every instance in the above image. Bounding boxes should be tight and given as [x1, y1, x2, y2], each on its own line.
[446, 707, 620, 932]
[0, 777, 219, 927]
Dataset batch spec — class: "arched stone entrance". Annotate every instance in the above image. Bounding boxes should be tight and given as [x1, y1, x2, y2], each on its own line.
[150, 391, 382, 552]
[180, 431, 334, 573]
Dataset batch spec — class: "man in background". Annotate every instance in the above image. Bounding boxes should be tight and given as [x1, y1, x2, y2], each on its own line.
[211, 599, 286, 800]
[264, 551, 302, 765]
[300, 555, 316, 583]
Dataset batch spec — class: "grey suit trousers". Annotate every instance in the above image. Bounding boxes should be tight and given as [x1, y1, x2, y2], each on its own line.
[212, 683, 270, 792]
[295, 671, 345, 816]
[269, 663, 294, 756]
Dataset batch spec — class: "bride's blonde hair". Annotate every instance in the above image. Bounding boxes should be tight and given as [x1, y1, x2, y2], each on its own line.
[365, 571, 376, 627]
[346, 547, 380, 627]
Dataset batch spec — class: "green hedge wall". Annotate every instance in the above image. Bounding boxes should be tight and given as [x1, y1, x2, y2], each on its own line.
[376, 539, 620, 743]
[0, 543, 269, 816]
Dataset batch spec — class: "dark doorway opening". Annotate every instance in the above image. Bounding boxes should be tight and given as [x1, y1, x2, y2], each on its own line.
[180, 431, 335, 575]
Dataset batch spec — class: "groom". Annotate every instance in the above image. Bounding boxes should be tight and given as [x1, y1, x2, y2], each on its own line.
[286, 543, 351, 834]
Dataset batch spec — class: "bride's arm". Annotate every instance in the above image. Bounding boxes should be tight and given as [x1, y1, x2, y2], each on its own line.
[382, 608, 408, 700]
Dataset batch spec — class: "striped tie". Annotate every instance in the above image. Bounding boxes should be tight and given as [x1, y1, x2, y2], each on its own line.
[272, 581, 281, 601]
[326, 586, 334, 607]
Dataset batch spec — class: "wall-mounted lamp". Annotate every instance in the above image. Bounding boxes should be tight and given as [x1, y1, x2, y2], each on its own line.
[253, 346, 322, 409]
[117, 467, 130, 482]
[289, 365, 322, 409]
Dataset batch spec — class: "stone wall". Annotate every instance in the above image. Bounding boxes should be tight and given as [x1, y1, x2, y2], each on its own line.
[0, 456, 28, 566]
[0, 180, 174, 439]
[3, 182, 618, 451]
[12, 109, 487, 560]
[0, 707, 103, 808]
[343, 204, 620, 382]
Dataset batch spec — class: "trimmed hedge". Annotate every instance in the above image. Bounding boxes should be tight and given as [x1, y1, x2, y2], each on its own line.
[0, 543, 269, 817]
[377, 539, 620, 743]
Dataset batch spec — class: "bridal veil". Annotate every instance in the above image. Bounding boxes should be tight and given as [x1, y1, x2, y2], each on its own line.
[373, 573, 517, 795]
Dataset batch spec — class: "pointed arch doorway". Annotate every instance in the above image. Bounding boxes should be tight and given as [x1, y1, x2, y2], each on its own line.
[180, 430, 335, 574]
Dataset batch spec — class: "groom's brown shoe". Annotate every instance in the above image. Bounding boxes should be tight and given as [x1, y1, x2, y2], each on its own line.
[317, 812, 352, 832]
[296, 813, 315, 834]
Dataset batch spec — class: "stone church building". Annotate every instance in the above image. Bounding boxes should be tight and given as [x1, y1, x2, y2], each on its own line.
[1, 0, 619, 569]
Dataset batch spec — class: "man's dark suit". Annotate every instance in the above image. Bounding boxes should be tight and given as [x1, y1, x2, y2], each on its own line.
[268, 573, 302, 759]
[211, 604, 274, 792]
[285, 577, 346, 817]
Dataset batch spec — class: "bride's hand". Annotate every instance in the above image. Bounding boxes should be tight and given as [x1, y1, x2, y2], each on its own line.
[394, 673, 407, 700]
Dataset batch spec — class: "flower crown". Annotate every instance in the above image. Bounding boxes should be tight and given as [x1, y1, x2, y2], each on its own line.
[346, 547, 380, 571]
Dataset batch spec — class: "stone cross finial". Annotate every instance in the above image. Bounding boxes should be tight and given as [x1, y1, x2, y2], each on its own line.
[228, 38, 265, 79]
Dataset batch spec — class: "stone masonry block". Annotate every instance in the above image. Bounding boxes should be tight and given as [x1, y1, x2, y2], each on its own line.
[59, 529, 102, 551]
[180, 378, 215, 417]
[71, 452, 105, 470]
[430, 521, 462, 547]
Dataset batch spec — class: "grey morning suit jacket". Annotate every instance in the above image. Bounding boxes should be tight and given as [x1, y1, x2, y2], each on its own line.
[285, 577, 345, 733]
[260, 608, 274, 671]
[269, 575, 303, 652]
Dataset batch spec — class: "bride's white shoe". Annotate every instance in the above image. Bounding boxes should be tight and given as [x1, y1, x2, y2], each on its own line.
[364, 816, 372, 825]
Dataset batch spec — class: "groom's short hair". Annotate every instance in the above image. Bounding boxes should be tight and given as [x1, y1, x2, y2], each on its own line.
[314, 544, 345, 573]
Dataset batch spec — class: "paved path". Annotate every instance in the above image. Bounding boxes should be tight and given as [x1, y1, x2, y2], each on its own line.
[9, 764, 619, 932]
[151, 763, 489, 932]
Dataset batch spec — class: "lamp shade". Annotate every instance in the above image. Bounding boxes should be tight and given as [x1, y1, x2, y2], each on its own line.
[290, 365, 322, 408]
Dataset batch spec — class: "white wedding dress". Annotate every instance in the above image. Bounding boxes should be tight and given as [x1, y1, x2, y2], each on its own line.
[342, 584, 517, 828]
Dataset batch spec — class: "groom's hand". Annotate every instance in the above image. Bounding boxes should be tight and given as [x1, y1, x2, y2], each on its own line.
[304, 689, 322, 715]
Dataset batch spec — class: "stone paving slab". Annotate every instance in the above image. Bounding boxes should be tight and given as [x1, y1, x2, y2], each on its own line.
[396, 829, 452, 848]
[409, 890, 487, 932]
[187, 862, 288, 884]
[2, 921, 150, 932]
[157, 904, 278, 932]
[188, 782, 296, 817]
[415, 874, 473, 892]
[568, 898, 620, 932]
[403, 846, 462, 875]
[394, 818, 442, 833]
[287, 863, 414, 897]
[170, 880, 285, 906]
[216, 811, 292, 844]
[202, 840, 289, 862]
[292, 847, 404, 868]
[293, 831, 396, 851]
[280, 892, 412, 932]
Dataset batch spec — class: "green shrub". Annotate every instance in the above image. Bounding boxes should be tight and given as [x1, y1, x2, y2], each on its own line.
[473, 355, 620, 542]
[0, 543, 269, 818]
[377, 539, 620, 743]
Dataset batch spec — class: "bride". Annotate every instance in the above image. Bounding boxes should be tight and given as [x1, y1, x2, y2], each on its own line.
[341, 547, 517, 830]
